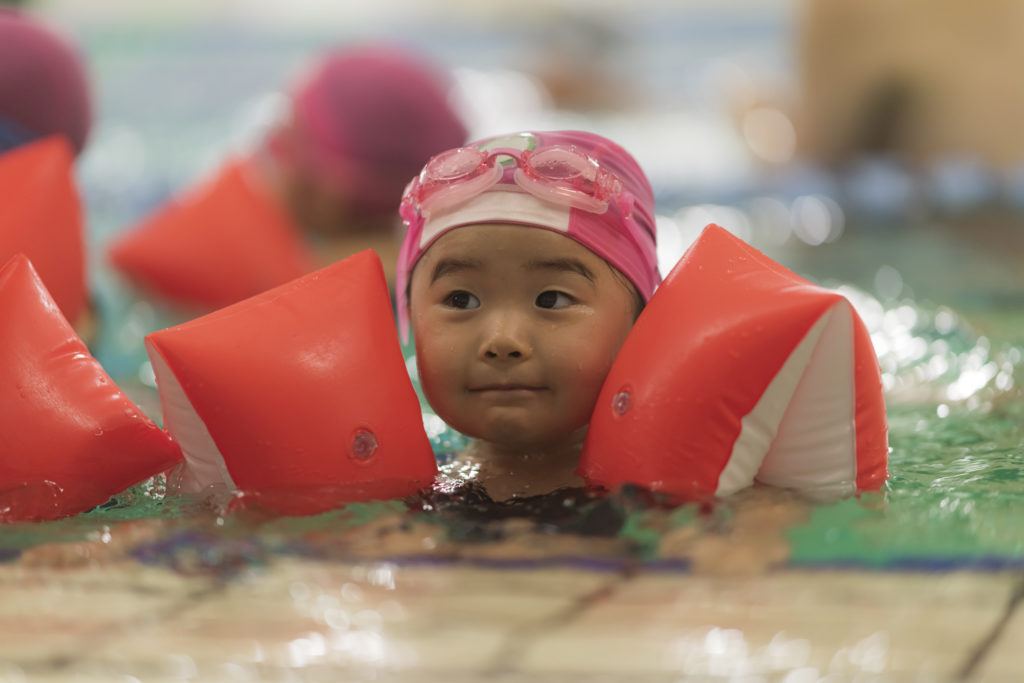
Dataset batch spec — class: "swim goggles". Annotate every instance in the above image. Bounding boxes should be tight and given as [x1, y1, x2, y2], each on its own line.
[400, 134, 635, 221]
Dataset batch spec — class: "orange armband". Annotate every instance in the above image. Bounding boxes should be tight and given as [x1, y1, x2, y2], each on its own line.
[0, 254, 182, 522]
[0, 137, 86, 327]
[108, 158, 315, 312]
[145, 250, 436, 515]
[580, 224, 888, 501]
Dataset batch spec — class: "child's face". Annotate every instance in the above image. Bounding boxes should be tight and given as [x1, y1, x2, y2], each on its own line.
[409, 223, 637, 451]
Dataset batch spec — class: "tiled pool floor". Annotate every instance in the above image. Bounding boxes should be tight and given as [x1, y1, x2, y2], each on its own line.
[2, 558, 1021, 681]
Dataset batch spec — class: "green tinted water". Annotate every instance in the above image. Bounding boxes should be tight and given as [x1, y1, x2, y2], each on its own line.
[790, 404, 1024, 567]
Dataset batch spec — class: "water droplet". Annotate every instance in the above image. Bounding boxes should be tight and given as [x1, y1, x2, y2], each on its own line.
[350, 429, 378, 462]
[612, 390, 632, 416]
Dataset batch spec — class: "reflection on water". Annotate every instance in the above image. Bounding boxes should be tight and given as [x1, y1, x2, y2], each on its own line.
[664, 628, 891, 678]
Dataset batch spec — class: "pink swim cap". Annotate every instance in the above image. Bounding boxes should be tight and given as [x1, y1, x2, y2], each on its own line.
[0, 9, 92, 155]
[269, 44, 467, 216]
[396, 129, 660, 342]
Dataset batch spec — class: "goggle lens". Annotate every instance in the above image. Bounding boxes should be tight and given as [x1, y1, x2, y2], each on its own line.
[528, 148, 592, 183]
[424, 147, 487, 182]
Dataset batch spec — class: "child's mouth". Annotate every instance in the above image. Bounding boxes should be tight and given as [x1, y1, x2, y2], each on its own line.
[470, 384, 547, 394]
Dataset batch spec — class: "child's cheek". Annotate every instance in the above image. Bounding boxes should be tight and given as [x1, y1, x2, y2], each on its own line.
[583, 349, 618, 394]
[415, 333, 459, 408]
[565, 320, 632, 413]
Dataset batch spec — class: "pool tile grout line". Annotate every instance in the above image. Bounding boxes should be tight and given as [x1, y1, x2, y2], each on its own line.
[955, 571, 1024, 681]
[480, 566, 636, 676]
[12, 578, 229, 675]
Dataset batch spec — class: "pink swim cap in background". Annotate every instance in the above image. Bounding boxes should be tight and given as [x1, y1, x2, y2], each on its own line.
[396, 129, 660, 342]
[269, 44, 468, 216]
[0, 8, 92, 156]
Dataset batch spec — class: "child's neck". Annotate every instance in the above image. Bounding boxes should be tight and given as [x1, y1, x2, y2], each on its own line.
[465, 429, 588, 502]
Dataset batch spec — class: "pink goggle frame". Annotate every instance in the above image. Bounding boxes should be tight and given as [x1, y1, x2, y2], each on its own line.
[400, 142, 634, 221]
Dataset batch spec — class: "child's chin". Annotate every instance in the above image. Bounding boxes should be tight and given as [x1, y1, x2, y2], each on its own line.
[476, 422, 580, 453]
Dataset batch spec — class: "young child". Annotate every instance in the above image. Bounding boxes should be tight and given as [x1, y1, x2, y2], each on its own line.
[0, 8, 96, 342]
[397, 130, 660, 501]
[0, 7, 92, 157]
[255, 44, 468, 287]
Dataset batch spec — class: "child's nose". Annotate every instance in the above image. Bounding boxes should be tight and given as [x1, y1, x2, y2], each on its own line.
[479, 314, 532, 362]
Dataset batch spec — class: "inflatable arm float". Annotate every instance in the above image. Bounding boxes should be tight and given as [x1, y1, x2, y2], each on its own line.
[0, 254, 182, 522]
[580, 224, 888, 501]
[108, 158, 316, 311]
[145, 249, 436, 515]
[0, 137, 87, 327]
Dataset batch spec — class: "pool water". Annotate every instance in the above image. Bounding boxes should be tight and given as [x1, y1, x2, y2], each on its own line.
[4, 237, 1023, 575]
[778, 222, 1024, 570]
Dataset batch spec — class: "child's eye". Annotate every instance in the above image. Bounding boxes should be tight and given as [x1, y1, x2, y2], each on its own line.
[536, 290, 574, 309]
[443, 290, 480, 309]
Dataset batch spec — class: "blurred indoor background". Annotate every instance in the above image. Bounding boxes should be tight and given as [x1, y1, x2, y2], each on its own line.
[23, 0, 800, 242]
[11, 0, 1024, 377]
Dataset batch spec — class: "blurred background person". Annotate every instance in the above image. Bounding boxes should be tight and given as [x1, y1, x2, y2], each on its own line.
[0, 6, 95, 340]
[794, 0, 1024, 223]
[254, 43, 469, 282]
[0, 5, 91, 156]
[107, 43, 467, 313]
[797, 0, 1024, 171]
[523, 10, 643, 114]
